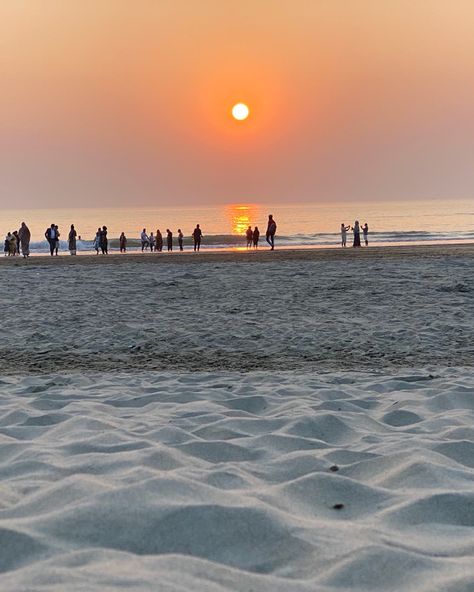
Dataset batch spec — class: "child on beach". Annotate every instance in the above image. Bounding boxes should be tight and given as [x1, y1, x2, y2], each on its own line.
[166, 229, 173, 251]
[340, 223, 350, 247]
[149, 232, 155, 252]
[93, 228, 101, 254]
[178, 229, 184, 251]
[362, 223, 369, 246]
[4, 233, 12, 256]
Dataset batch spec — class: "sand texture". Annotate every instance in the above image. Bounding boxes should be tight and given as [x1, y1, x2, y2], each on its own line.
[0, 370, 473, 591]
[0, 246, 473, 590]
[0, 245, 474, 373]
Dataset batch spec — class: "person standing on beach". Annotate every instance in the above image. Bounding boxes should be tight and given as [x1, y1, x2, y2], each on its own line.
[192, 224, 202, 252]
[53, 225, 60, 255]
[141, 228, 149, 251]
[246, 226, 253, 248]
[266, 215, 277, 250]
[12, 231, 20, 255]
[178, 229, 184, 251]
[45, 224, 56, 256]
[18, 222, 31, 258]
[4, 233, 12, 256]
[340, 223, 350, 247]
[352, 220, 361, 247]
[99, 226, 108, 254]
[362, 223, 369, 246]
[166, 229, 173, 251]
[149, 232, 156, 252]
[253, 226, 260, 248]
[156, 229, 163, 252]
[119, 232, 127, 253]
[93, 228, 101, 254]
[9, 232, 17, 255]
[68, 224, 77, 255]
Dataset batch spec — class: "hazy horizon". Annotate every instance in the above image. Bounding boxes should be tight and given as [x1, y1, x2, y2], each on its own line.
[1, 1, 474, 208]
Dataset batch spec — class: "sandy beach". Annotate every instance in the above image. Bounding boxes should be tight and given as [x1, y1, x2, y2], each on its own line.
[0, 245, 473, 590]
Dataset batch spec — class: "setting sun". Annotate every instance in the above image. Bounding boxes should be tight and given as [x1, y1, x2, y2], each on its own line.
[232, 103, 250, 121]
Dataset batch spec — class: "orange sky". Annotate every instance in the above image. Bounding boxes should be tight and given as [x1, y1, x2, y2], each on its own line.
[1, 0, 474, 207]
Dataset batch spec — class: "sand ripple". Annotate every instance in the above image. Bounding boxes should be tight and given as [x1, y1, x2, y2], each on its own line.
[0, 369, 473, 590]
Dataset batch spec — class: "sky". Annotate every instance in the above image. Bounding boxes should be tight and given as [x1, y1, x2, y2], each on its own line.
[1, 0, 474, 208]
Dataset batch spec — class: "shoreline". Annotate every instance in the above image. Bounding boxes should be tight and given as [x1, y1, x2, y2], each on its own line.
[1, 241, 474, 266]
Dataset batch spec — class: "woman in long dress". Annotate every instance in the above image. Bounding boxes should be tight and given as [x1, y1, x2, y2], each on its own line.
[68, 224, 77, 255]
[352, 220, 361, 247]
[18, 222, 31, 258]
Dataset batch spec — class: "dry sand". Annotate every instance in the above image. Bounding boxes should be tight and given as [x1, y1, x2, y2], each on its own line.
[0, 244, 473, 591]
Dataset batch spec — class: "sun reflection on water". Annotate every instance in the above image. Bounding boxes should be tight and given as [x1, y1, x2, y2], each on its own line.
[227, 204, 260, 235]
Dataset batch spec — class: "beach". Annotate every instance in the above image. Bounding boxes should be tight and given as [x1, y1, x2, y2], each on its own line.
[1, 245, 473, 590]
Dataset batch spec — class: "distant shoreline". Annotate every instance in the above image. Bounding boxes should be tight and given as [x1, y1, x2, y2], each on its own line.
[1, 242, 473, 267]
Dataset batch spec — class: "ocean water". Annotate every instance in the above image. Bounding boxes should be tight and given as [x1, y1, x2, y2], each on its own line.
[1, 200, 473, 253]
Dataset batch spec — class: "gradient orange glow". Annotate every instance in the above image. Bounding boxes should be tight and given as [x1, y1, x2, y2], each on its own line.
[227, 204, 260, 235]
[1, 1, 474, 207]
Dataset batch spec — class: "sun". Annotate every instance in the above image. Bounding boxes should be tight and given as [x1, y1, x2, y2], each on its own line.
[232, 103, 250, 121]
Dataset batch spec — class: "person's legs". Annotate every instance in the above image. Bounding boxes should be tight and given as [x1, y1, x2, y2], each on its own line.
[49, 240, 54, 256]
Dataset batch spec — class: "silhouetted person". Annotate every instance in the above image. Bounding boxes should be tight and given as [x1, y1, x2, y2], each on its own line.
[246, 226, 253, 248]
[352, 220, 361, 248]
[18, 222, 31, 258]
[178, 229, 184, 251]
[45, 224, 56, 256]
[119, 232, 127, 253]
[99, 226, 108, 254]
[12, 231, 20, 255]
[54, 225, 60, 255]
[340, 223, 350, 247]
[68, 224, 77, 255]
[156, 229, 163, 252]
[166, 229, 173, 251]
[149, 232, 155, 252]
[266, 215, 277, 250]
[253, 226, 260, 248]
[362, 223, 369, 246]
[93, 228, 101, 254]
[4, 232, 12, 256]
[141, 228, 149, 251]
[193, 224, 202, 252]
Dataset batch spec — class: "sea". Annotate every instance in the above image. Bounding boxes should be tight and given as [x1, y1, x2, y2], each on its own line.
[1, 200, 473, 254]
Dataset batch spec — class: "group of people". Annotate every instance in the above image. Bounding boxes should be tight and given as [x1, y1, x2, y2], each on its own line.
[3, 214, 283, 258]
[136, 225, 203, 253]
[341, 221, 369, 247]
[4, 223, 31, 257]
[44, 224, 80, 256]
[244, 215, 277, 249]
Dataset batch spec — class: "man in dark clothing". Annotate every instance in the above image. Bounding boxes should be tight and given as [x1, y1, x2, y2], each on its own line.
[265, 215, 277, 250]
[166, 229, 173, 251]
[99, 226, 108, 254]
[192, 224, 202, 252]
[44, 224, 56, 256]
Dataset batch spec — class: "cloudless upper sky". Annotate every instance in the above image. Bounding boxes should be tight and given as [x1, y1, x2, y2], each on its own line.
[1, 0, 473, 207]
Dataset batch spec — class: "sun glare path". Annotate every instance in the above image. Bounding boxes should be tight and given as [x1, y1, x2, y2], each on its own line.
[227, 204, 259, 234]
